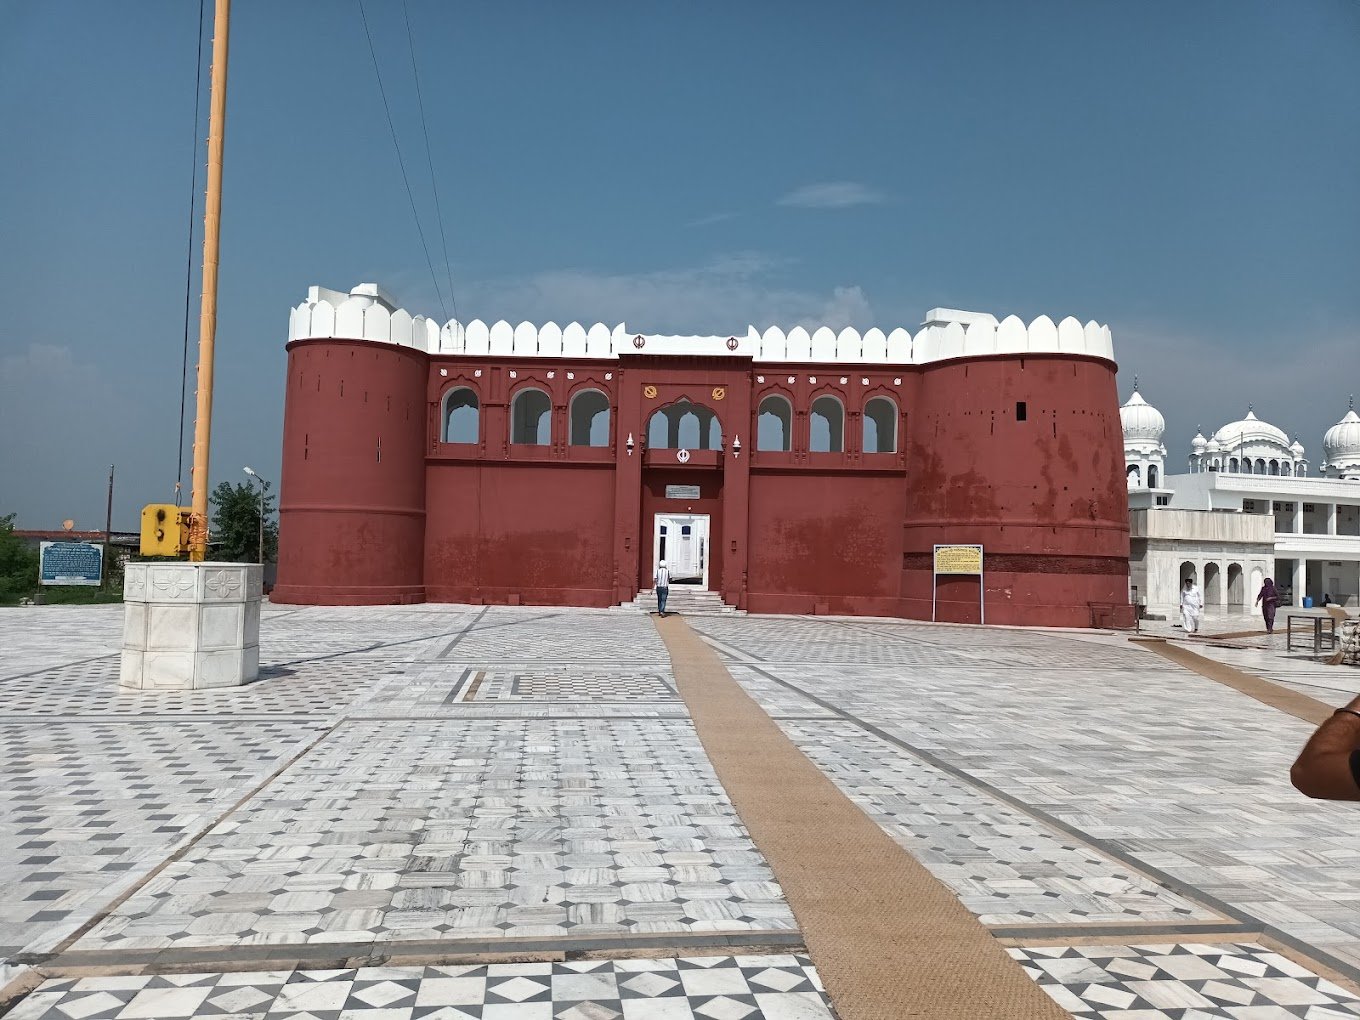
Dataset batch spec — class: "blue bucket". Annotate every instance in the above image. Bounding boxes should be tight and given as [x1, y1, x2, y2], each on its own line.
[1303, 596, 1313, 609]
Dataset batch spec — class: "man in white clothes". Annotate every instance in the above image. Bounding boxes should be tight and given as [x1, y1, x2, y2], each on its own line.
[1180, 577, 1203, 634]
[654, 560, 671, 616]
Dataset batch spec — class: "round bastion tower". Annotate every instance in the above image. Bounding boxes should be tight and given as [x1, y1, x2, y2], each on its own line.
[901, 311, 1132, 627]
[272, 285, 429, 604]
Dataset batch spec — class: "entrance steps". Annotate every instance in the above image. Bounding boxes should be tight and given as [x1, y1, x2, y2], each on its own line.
[614, 587, 745, 616]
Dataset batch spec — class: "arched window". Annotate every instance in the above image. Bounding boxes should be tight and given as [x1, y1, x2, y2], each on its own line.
[646, 400, 721, 450]
[863, 397, 897, 454]
[757, 395, 792, 452]
[510, 388, 551, 445]
[569, 389, 610, 447]
[1282, 462, 1292, 477]
[1229, 457, 1240, 473]
[810, 396, 844, 453]
[1147, 465, 1159, 488]
[648, 409, 668, 448]
[1127, 464, 1141, 488]
[677, 409, 701, 449]
[1269, 460, 1279, 476]
[1255, 458, 1267, 474]
[442, 387, 479, 444]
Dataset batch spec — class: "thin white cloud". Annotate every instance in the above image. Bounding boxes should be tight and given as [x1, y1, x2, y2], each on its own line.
[777, 181, 886, 209]
[687, 211, 739, 228]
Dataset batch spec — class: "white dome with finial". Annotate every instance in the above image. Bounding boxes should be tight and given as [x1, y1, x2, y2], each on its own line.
[1191, 429, 1207, 452]
[1120, 387, 1165, 443]
[1323, 397, 1360, 478]
[1213, 407, 1290, 447]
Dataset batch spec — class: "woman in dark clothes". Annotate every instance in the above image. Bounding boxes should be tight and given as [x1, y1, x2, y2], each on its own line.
[1255, 577, 1280, 634]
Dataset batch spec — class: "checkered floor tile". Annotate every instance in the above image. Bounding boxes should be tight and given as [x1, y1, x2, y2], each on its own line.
[0, 657, 393, 716]
[1010, 942, 1360, 1018]
[7, 955, 832, 1019]
[776, 718, 1216, 925]
[74, 718, 794, 950]
[0, 719, 323, 954]
[443, 610, 671, 664]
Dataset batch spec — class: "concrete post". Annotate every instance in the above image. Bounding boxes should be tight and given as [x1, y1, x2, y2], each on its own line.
[1292, 502, 1304, 534]
[1328, 502, 1338, 535]
[1293, 559, 1307, 607]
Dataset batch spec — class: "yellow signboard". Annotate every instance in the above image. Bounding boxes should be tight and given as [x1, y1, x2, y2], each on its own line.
[934, 544, 983, 575]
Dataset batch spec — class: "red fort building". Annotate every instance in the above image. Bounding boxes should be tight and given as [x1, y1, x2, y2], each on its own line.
[273, 283, 1132, 627]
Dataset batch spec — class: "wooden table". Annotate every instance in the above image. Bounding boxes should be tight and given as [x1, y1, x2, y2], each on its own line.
[1286, 612, 1338, 655]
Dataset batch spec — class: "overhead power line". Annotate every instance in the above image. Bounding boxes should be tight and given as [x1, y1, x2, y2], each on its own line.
[357, 0, 450, 323]
[401, 0, 458, 327]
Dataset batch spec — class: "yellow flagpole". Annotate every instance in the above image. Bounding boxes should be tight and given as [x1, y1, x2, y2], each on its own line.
[189, 0, 230, 560]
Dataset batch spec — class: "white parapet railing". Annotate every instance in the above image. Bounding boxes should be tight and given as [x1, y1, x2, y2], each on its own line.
[287, 284, 1115, 366]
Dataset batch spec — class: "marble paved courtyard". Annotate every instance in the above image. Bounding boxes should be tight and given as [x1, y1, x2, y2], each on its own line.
[3, 602, 1360, 1018]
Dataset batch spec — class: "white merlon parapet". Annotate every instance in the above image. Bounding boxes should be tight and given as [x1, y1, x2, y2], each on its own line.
[287, 285, 1116, 366]
[921, 308, 1000, 328]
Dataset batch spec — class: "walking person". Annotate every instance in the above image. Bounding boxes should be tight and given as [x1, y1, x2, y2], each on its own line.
[654, 559, 671, 616]
[1180, 577, 1203, 635]
[1255, 577, 1281, 634]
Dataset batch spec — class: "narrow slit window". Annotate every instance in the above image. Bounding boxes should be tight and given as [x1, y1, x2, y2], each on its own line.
[1015, 401, 1027, 421]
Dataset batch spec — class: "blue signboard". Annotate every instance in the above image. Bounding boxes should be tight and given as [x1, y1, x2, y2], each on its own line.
[40, 541, 104, 586]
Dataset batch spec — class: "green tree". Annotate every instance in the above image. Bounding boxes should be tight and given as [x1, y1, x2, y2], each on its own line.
[0, 513, 40, 598]
[209, 481, 279, 563]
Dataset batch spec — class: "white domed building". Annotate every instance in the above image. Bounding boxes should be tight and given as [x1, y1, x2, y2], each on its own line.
[1187, 407, 1308, 477]
[1323, 400, 1360, 481]
[1127, 393, 1360, 620]
[1120, 388, 1167, 490]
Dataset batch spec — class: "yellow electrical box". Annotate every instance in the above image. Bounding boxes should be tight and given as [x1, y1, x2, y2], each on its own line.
[140, 504, 191, 556]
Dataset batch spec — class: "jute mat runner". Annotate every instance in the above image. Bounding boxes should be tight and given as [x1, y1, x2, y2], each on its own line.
[1133, 637, 1331, 725]
[653, 615, 1071, 1020]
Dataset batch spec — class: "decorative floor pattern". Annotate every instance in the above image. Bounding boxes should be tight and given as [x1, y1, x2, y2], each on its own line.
[7, 955, 832, 1019]
[0, 657, 393, 717]
[1010, 942, 1360, 1018]
[75, 718, 794, 950]
[0, 606, 126, 679]
[777, 719, 1218, 926]
[11, 603, 1360, 1020]
[0, 719, 323, 955]
[443, 612, 672, 664]
[468, 671, 678, 703]
[340, 664, 684, 717]
[695, 615, 1184, 672]
[692, 615, 1360, 974]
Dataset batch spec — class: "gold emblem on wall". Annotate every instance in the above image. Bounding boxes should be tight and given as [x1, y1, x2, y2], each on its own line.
[711, 386, 726, 401]
[643, 385, 658, 399]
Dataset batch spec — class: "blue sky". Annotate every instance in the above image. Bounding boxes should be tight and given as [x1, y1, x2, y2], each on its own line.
[2, 1, 1357, 529]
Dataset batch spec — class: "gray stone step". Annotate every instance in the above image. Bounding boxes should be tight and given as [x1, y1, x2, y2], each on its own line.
[614, 588, 745, 615]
